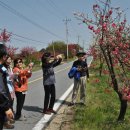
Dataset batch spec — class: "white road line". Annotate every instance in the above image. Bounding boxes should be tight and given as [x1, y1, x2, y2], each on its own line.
[32, 83, 74, 130]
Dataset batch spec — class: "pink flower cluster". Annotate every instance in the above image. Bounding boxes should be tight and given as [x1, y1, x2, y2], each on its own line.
[0, 29, 11, 43]
[122, 87, 130, 101]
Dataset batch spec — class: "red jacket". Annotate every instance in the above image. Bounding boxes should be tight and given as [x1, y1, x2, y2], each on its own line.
[13, 67, 32, 92]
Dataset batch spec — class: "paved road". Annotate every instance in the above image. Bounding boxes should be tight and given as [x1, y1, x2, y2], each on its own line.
[5, 57, 92, 130]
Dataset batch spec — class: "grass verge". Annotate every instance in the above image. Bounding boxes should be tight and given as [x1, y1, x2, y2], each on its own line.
[72, 61, 130, 130]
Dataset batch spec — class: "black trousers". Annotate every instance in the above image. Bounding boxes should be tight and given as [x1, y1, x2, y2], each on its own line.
[0, 113, 5, 130]
[15, 92, 25, 118]
[43, 84, 55, 111]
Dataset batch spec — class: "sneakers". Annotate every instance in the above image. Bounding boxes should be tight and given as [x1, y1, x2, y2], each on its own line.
[3, 121, 14, 129]
[43, 110, 51, 115]
[42, 109, 57, 114]
[47, 108, 57, 114]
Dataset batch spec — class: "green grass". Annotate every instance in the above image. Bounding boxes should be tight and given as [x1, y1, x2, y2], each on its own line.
[72, 62, 130, 130]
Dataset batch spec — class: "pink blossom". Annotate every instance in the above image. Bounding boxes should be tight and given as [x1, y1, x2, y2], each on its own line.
[119, 43, 123, 48]
[119, 26, 124, 31]
[114, 59, 118, 64]
[124, 19, 127, 23]
[123, 58, 129, 63]
[112, 50, 118, 55]
[127, 95, 130, 101]
[102, 23, 107, 30]
[88, 25, 94, 30]
[111, 23, 116, 28]
[101, 15, 104, 19]
[123, 44, 129, 49]
[108, 10, 113, 15]
[105, 15, 109, 19]
[99, 39, 103, 45]
[122, 88, 128, 93]
[0, 35, 3, 42]
[94, 78, 100, 83]
[0, 29, 11, 43]
[95, 28, 100, 34]
[103, 70, 109, 74]
[93, 4, 99, 9]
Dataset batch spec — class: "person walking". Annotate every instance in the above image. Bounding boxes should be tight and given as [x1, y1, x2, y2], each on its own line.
[69, 52, 89, 106]
[13, 58, 33, 120]
[41, 52, 62, 114]
[0, 44, 14, 130]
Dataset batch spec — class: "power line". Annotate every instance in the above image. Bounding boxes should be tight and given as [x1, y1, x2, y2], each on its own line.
[0, 0, 65, 40]
[12, 33, 45, 45]
[11, 37, 43, 48]
[12, 37, 43, 46]
[35, 0, 62, 19]
[12, 37, 29, 43]
[0, 28, 46, 45]
[47, 0, 66, 17]
[22, 0, 80, 42]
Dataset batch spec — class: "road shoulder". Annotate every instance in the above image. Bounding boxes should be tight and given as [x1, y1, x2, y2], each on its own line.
[44, 94, 74, 130]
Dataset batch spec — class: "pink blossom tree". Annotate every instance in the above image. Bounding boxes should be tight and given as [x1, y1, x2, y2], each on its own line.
[0, 29, 17, 58]
[0, 29, 11, 44]
[20, 46, 38, 65]
[74, 0, 130, 121]
[6, 45, 18, 58]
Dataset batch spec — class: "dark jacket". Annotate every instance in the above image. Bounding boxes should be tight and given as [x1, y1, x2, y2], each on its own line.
[42, 58, 62, 85]
[72, 59, 89, 78]
[0, 64, 11, 113]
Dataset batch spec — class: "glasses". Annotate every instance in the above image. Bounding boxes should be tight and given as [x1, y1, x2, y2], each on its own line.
[17, 61, 22, 64]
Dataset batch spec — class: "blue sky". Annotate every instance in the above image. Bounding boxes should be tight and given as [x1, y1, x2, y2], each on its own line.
[0, 0, 130, 51]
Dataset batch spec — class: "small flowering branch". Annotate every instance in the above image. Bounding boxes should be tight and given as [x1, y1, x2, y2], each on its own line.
[0, 29, 11, 44]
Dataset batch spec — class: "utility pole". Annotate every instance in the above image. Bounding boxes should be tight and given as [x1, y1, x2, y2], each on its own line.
[63, 17, 71, 60]
[82, 40, 85, 52]
[52, 41, 55, 57]
[77, 35, 80, 51]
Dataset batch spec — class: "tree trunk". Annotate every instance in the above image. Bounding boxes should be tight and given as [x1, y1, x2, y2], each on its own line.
[117, 92, 127, 121]
[99, 54, 103, 76]
[101, 46, 128, 121]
